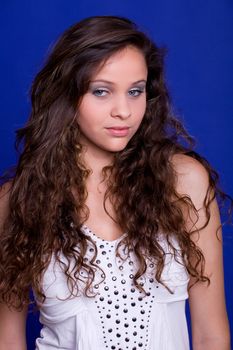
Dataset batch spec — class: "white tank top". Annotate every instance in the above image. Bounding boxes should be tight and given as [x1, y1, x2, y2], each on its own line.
[34, 225, 190, 350]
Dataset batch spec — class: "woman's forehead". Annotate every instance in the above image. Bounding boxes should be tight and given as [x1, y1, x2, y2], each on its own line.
[90, 47, 147, 84]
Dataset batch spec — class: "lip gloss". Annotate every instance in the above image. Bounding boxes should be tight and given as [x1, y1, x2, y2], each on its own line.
[106, 128, 130, 136]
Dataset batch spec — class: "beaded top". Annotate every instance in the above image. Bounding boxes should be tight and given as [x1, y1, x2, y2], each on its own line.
[83, 225, 158, 349]
[35, 225, 190, 350]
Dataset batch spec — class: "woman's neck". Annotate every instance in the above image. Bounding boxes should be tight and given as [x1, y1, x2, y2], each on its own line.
[80, 145, 114, 187]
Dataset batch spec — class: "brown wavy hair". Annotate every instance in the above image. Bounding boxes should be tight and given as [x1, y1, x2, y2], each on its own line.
[0, 15, 231, 310]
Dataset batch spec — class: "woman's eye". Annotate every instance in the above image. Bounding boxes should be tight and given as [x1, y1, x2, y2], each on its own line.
[128, 89, 144, 97]
[92, 89, 108, 97]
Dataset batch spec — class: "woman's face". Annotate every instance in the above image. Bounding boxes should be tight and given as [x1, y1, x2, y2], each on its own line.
[77, 46, 147, 155]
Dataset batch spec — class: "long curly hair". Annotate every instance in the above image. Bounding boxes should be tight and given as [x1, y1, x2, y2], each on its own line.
[0, 15, 230, 310]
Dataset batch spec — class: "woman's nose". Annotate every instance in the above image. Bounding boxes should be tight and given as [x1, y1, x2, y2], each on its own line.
[110, 95, 131, 119]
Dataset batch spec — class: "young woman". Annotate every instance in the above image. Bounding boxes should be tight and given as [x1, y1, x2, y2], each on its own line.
[0, 15, 231, 350]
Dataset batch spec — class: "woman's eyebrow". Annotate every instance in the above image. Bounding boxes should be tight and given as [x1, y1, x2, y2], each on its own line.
[90, 79, 147, 85]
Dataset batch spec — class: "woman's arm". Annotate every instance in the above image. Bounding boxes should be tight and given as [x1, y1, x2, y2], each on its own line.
[173, 154, 230, 350]
[0, 183, 28, 349]
[0, 303, 28, 350]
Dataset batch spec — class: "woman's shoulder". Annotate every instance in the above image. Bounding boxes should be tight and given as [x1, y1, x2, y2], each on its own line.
[0, 181, 12, 229]
[171, 153, 210, 208]
[171, 153, 209, 180]
[0, 181, 12, 204]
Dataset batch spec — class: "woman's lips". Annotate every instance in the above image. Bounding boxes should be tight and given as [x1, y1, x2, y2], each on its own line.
[105, 127, 130, 137]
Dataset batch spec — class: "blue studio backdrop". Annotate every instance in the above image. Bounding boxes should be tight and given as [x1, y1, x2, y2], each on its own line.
[0, 1, 232, 349]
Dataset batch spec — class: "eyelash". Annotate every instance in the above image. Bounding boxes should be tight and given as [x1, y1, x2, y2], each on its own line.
[92, 88, 145, 97]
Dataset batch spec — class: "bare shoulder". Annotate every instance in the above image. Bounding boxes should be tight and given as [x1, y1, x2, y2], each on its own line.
[171, 153, 209, 188]
[0, 182, 12, 228]
[171, 153, 210, 209]
[0, 181, 12, 198]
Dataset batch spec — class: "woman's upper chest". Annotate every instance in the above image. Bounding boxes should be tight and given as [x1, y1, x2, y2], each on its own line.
[83, 184, 123, 241]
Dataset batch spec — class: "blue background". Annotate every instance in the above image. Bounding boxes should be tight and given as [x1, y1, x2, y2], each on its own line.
[0, 1, 232, 349]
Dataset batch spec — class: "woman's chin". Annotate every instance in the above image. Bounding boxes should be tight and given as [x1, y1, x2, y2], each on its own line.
[105, 142, 129, 153]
